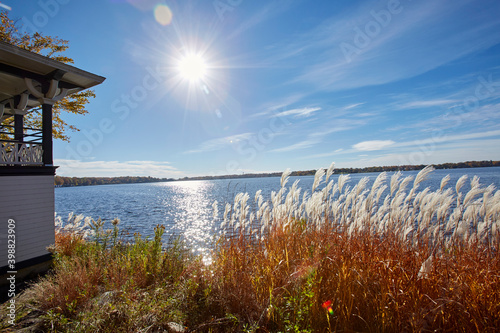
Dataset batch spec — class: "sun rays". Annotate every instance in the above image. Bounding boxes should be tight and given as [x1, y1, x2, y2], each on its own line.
[177, 53, 207, 82]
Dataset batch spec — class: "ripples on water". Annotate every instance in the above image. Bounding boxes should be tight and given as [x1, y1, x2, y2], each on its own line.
[55, 167, 500, 259]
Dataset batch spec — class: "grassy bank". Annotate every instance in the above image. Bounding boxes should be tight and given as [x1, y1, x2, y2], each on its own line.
[2, 166, 500, 332]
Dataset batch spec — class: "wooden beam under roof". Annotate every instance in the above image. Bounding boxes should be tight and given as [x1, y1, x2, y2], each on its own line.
[0, 41, 105, 116]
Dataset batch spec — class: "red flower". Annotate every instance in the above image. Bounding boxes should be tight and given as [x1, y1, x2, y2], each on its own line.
[322, 300, 332, 309]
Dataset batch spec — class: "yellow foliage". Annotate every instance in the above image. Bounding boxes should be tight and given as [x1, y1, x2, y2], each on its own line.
[0, 11, 96, 142]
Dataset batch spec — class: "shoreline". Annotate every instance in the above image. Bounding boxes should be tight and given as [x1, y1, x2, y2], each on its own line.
[55, 160, 500, 187]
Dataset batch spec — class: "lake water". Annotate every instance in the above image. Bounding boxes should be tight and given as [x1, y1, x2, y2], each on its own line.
[55, 167, 500, 256]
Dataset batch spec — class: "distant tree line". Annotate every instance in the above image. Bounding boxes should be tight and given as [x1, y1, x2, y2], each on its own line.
[292, 160, 500, 176]
[54, 176, 173, 187]
[180, 172, 283, 182]
[55, 160, 500, 186]
[185, 160, 500, 181]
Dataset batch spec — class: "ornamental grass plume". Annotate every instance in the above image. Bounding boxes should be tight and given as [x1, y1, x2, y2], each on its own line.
[53, 213, 93, 256]
[212, 163, 500, 331]
[217, 164, 500, 249]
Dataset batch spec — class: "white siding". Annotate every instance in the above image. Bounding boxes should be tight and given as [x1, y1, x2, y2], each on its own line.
[0, 175, 55, 267]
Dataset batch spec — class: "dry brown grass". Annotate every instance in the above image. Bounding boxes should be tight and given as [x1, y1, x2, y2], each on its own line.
[211, 223, 500, 332]
[53, 229, 86, 257]
[3, 220, 499, 332]
[2, 167, 499, 332]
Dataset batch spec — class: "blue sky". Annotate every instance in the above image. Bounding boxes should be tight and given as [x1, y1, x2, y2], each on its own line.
[8, 0, 500, 177]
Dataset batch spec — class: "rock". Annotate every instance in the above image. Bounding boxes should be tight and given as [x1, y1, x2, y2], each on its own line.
[9, 309, 45, 333]
[166, 322, 186, 333]
[94, 290, 120, 306]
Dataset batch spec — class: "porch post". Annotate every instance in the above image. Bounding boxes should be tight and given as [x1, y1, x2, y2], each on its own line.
[42, 103, 53, 166]
[14, 114, 23, 142]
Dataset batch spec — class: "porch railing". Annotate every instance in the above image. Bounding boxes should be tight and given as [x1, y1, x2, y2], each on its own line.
[0, 124, 44, 166]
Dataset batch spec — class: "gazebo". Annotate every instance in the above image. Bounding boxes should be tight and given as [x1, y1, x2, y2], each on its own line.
[0, 41, 105, 281]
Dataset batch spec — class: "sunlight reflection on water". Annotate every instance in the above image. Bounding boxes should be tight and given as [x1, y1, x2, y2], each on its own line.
[156, 180, 216, 263]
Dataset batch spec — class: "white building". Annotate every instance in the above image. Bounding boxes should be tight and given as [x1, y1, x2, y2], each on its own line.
[0, 41, 105, 282]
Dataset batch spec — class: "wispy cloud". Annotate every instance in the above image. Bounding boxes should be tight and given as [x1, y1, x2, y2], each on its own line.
[393, 130, 500, 149]
[388, 101, 500, 134]
[263, 0, 500, 91]
[270, 139, 317, 153]
[271, 126, 353, 153]
[250, 93, 307, 118]
[55, 160, 182, 178]
[274, 107, 321, 118]
[353, 140, 395, 151]
[308, 129, 500, 161]
[353, 130, 500, 153]
[345, 138, 500, 168]
[343, 103, 365, 110]
[227, 0, 296, 40]
[184, 133, 253, 154]
[250, 105, 320, 120]
[398, 99, 458, 109]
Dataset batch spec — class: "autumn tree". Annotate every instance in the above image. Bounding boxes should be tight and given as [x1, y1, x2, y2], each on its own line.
[0, 11, 96, 141]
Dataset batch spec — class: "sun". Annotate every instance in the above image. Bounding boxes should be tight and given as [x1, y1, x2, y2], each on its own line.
[177, 54, 207, 81]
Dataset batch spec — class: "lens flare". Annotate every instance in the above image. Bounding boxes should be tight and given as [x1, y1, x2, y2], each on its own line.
[154, 4, 173, 25]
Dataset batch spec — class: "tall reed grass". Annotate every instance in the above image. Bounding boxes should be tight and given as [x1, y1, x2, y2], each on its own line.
[2, 164, 499, 332]
[211, 164, 500, 331]
[218, 164, 500, 250]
